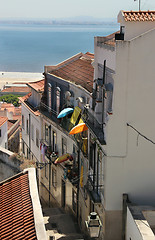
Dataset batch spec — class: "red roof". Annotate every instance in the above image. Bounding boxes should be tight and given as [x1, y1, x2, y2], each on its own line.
[123, 11, 155, 22]
[1, 86, 30, 93]
[0, 116, 8, 127]
[0, 172, 37, 240]
[27, 79, 44, 92]
[50, 53, 94, 92]
[0, 103, 22, 120]
[104, 31, 119, 46]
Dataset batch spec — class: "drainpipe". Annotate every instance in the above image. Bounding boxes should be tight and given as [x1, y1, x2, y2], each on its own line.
[48, 125, 52, 207]
[93, 143, 96, 190]
[102, 60, 106, 128]
[49, 158, 51, 207]
[76, 145, 80, 221]
[29, 114, 31, 159]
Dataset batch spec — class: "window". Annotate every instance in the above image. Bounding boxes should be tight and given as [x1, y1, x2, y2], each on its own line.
[36, 129, 39, 148]
[52, 168, 57, 189]
[72, 189, 77, 212]
[22, 115, 25, 129]
[31, 124, 34, 140]
[62, 137, 67, 155]
[26, 119, 29, 134]
[45, 124, 49, 143]
[52, 131, 57, 152]
[56, 87, 61, 114]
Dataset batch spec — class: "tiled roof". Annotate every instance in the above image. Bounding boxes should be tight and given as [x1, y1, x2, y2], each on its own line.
[104, 31, 119, 46]
[1, 86, 30, 93]
[50, 53, 94, 92]
[27, 79, 44, 92]
[123, 11, 155, 22]
[0, 116, 8, 127]
[0, 103, 22, 119]
[0, 172, 37, 240]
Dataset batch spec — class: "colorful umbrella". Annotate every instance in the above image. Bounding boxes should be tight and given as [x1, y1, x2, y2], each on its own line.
[57, 108, 74, 118]
[69, 123, 88, 135]
[54, 153, 73, 164]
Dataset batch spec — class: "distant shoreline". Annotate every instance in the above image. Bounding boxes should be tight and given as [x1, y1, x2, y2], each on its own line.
[0, 72, 43, 89]
[0, 20, 118, 26]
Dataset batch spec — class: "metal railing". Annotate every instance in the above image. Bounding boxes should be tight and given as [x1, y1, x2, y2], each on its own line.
[82, 107, 106, 145]
[85, 175, 103, 203]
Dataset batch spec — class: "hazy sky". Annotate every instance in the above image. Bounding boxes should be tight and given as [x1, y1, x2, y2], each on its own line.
[0, 0, 154, 19]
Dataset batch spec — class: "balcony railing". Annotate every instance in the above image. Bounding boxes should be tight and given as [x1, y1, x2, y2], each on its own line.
[40, 101, 58, 123]
[85, 175, 103, 203]
[82, 107, 106, 145]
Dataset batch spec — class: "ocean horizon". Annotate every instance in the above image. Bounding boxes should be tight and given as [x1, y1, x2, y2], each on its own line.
[0, 23, 119, 72]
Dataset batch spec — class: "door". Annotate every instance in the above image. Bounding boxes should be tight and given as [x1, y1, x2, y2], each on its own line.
[61, 179, 66, 208]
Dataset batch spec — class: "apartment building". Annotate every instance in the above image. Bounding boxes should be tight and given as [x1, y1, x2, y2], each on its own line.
[91, 10, 155, 239]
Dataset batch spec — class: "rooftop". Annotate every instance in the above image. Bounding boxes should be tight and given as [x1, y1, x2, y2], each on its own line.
[0, 171, 37, 239]
[0, 168, 47, 240]
[0, 103, 21, 121]
[0, 116, 8, 127]
[1, 86, 30, 93]
[27, 79, 45, 93]
[122, 10, 155, 22]
[49, 52, 94, 92]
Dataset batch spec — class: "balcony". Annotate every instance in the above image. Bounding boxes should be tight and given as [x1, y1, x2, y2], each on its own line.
[40, 101, 58, 123]
[85, 175, 103, 203]
[82, 107, 106, 145]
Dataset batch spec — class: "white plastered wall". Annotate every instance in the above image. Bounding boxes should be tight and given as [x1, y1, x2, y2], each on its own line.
[105, 28, 155, 211]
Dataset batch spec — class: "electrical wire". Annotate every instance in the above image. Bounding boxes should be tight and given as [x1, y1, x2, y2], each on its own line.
[127, 123, 155, 145]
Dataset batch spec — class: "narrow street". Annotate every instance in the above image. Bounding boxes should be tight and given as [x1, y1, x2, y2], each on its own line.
[43, 207, 84, 240]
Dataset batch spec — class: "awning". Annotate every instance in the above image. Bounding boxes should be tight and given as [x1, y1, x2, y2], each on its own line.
[69, 123, 88, 135]
[54, 153, 73, 164]
[57, 108, 74, 118]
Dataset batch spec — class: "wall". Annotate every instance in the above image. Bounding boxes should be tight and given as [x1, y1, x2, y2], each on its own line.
[105, 28, 155, 212]
[0, 121, 8, 148]
[21, 102, 41, 162]
[94, 37, 116, 80]
[0, 146, 20, 181]
[117, 11, 155, 41]
[28, 89, 41, 107]
[126, 207, 143, 240]
[8, 120, 20, 153]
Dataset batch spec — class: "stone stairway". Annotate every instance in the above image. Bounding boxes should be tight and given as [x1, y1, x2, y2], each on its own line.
[43, 207, 84, 240]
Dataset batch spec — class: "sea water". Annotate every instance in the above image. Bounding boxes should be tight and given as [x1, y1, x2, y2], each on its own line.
[0, 23, 119, 73]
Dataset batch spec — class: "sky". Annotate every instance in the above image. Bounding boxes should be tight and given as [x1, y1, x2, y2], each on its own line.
[0, 0, 154, 20]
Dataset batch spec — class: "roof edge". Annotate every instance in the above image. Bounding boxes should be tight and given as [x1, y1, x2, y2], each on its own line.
[44, 52, 83, 72]
[25, 168, 47, 240]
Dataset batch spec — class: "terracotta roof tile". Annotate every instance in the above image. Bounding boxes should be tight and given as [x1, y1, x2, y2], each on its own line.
[123, 10, 155, 22]
[0, 172, 37, 240]
[27, 79, 44, 92]
[0, 116, 8, 127]
[1, 86, 30, 93]
[0, 103, 21, 120]
[50, 53, 94, 92]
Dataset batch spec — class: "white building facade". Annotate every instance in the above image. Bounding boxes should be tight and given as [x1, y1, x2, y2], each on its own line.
[92, 10, 155, 240]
